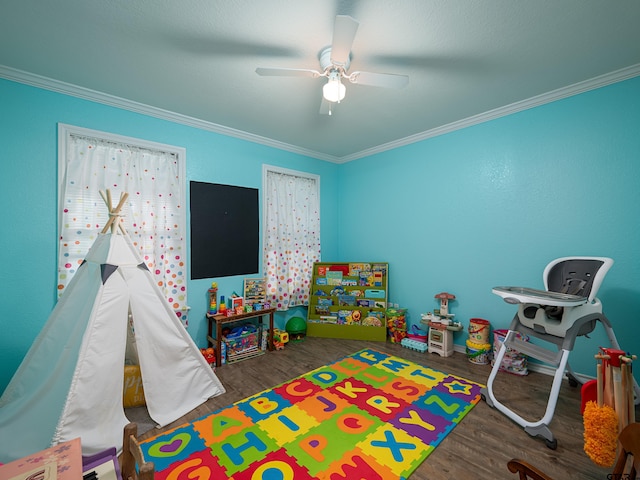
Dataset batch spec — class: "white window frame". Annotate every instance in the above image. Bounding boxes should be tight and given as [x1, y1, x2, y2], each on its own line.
[261, 164, 321, 255]
[262, 164, 321, 309]
[57, 123, 189, 314]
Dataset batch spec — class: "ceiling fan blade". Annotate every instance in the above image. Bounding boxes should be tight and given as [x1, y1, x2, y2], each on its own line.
[330, 15, 359, 66]
[348, 71, 409, 89]
[255, 67, 322, 78]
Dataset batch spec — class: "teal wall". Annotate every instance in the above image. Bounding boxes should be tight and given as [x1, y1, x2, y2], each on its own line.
[0, 78, 340, 392]
[338, 76, 640, 378]
[1, 75, 639, 393]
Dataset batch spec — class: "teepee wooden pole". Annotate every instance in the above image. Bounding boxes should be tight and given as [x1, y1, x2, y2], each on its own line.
[99, 189, 129, 234]
[99, 190, 113, 234]
[114, 192, 129, 235]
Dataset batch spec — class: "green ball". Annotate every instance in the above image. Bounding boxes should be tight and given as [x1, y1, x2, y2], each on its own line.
[286, 316, 307, 334]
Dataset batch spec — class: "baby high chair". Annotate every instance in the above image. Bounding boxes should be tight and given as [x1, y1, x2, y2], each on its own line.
[481, 256, 640, 449]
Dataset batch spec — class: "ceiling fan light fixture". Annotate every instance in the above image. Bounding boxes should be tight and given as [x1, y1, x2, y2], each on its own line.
[323, 71, 346, 103]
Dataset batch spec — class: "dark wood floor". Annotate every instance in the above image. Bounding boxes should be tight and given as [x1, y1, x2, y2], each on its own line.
[134, 337, 634, 480]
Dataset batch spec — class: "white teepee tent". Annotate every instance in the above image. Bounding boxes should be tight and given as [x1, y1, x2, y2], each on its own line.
[0, 192, 225, 462]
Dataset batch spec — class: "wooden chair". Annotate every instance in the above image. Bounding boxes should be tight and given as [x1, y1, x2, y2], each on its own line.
[120, 422, 155, 480]
[508, 422, 640, 480]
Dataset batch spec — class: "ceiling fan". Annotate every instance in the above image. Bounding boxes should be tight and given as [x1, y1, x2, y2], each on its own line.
[255, 15, 409, 115]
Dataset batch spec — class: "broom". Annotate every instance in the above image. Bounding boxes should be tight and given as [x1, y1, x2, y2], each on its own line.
[583, 353, 618, 467]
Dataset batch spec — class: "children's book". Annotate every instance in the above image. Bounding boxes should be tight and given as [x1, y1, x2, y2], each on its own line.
[0, 438, 82, 480]
[329, 265, 349, 275]
[348, 263, 370, 276]
[372, 263, 387, 275]
[326, 271, 343, 285]
[329, 286, 345, 296]
[338, 295, 356, 306]
[367, 310, 385, 321]
[359, 271, 373, 286]
[337, 310, 352, 324]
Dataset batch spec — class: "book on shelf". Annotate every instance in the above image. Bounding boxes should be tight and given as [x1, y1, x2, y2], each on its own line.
[348, 263, 371, 276]
[338, 295, 356, 306]
[315, 305, 331, 316]
[359, 271, 374, 286]
[326, 271, 343, 285]
[357, 299, 374, 307]
[372, 263, 387, 275]
[328, 265, 349, 275]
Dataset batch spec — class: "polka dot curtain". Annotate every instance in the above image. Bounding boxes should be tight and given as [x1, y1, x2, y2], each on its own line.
[58, 133, 189, 325]
[263, 169, 320, 311]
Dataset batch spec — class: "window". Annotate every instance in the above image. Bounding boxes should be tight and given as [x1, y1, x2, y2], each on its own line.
[57, 124, 189, 324]
[262, 165, 321, 310]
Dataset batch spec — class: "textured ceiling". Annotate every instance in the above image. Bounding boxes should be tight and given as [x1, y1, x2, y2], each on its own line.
[1, 0, 640, 162]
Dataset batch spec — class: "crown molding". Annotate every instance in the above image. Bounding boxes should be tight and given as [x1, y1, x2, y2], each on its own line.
[0, 65, 340, 163]
[2, 63, 639, 164]
[339, 63, 640, 163]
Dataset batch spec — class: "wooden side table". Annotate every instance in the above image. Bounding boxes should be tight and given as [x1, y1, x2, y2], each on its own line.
[206, 307, 276, 367]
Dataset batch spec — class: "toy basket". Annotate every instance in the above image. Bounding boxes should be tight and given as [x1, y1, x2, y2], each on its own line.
[224, 324, 263, 363]
[491, 329, 529, 375]
[466, 339, 491, 365]
[386, 307, 407, 343]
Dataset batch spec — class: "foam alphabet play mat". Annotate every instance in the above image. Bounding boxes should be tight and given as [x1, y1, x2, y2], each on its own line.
[140, 348, 484, 479]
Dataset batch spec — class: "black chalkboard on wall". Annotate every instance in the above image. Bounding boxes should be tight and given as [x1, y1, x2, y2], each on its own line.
[190, 181, 259, 279]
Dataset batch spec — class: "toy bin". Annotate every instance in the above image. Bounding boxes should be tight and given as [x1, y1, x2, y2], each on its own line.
[224, 323, 263, 363]
[492, 329, 529, 375]
[466, 339, 491, 365]
[468, 318, 491, 344]
[386, 307, 407, 343]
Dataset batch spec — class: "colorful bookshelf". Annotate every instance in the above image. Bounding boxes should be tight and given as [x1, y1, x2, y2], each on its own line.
[307, 262, 388, 341]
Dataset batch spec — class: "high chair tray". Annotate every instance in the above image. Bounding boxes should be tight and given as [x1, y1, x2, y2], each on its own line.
[492, 286, 588, 307]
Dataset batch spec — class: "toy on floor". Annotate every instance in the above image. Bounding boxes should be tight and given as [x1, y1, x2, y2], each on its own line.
[422, 292, 461, 327]
[401, 337, 428, 352]
[386, 307, 408, 343]
[286, 316, 307, 341]
[273, 328, 289, 350]
[200, 347, 216, 366]
[406, 324, 427, 342]
[583, 351, 620, 466]
[421, 292, 463, 357]
[466, 317, 492, 365]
